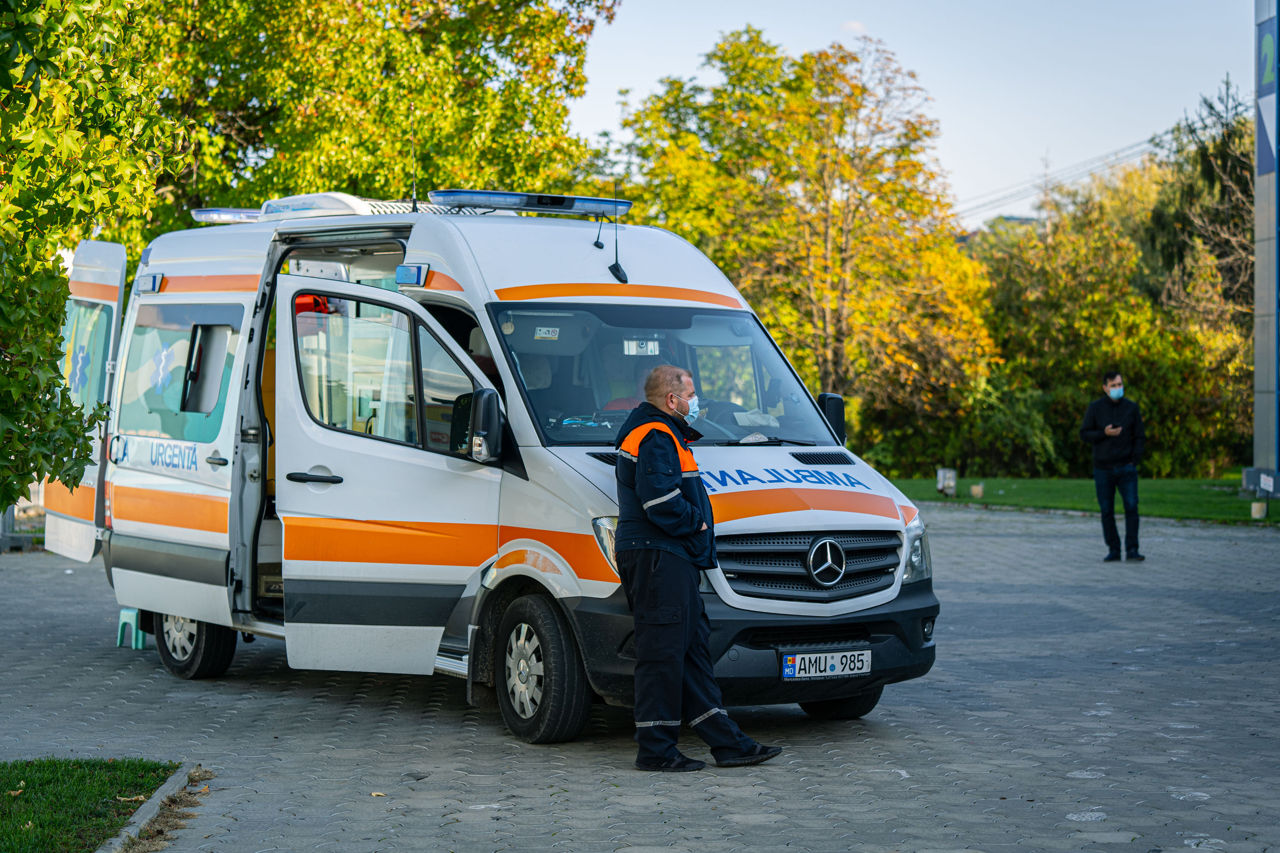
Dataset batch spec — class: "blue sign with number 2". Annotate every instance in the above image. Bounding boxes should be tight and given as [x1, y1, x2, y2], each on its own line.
[1258, 17, 1277, 176]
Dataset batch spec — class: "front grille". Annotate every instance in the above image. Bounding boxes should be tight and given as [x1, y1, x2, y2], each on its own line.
[716, 530, 900, 603]
[740, 624, 872, 649]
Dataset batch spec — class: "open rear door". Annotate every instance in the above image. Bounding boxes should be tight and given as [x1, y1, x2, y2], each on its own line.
[44, 240, 128, 561]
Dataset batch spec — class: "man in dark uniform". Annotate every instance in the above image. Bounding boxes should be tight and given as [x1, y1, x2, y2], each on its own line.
[1080, 370, 1146, 562]
[614, 363, 781, 772]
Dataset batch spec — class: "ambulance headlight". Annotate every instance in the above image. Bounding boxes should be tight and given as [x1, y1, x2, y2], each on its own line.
[592, 516, 619, 575]
[903, 515, 932, 584]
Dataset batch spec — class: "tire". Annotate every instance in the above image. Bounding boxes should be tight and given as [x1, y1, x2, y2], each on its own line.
[494, 594, 592, 743]
[154, 612, 237, 679]
[799, 686, 883, 720]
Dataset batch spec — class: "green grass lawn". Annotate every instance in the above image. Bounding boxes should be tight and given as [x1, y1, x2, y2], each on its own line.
[0, 758, 177, 853]
[892, 476, 1276, 525]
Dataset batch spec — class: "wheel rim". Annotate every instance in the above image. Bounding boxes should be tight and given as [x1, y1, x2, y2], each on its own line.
[162, 615, 197, 662]
[504, 622, 545, 720]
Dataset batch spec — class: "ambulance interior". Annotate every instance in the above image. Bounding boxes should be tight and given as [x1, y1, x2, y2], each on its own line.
[254, 239, 497, 620]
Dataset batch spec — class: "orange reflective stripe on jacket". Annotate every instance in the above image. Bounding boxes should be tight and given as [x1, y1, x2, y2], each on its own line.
[620, 421, 699, 473]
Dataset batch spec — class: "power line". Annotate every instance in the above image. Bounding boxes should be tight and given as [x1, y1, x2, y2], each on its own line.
[957, 140, 1153, 210]
[952, 119, 1213, 220]
[955, 148, 1153, 219]
[954, 137, 1161, 219]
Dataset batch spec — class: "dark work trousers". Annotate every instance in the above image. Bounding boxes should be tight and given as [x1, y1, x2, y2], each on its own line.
[617, 548, 754, 761]
[1094, 463, 1140, 555]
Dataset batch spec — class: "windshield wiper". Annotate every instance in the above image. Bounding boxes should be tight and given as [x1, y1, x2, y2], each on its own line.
[714, 436, 816, 446]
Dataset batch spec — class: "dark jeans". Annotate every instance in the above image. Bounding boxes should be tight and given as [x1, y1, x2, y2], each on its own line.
[1094, 463, 1140, 555]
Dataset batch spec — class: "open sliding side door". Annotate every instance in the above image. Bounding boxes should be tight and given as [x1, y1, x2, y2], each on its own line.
[45, 240, 128, 561]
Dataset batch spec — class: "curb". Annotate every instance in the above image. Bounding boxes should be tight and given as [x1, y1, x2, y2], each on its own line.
[96, 761, 198, 853]
[917, 499, 1276, 527]
[920, 500, 1095, 518]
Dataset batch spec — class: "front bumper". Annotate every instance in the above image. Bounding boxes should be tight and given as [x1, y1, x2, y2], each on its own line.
[568, 580, 938, 707]
[708, 579, 937, 704]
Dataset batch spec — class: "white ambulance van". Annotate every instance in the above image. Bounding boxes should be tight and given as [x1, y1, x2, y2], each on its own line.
[49, 190, 938, 743]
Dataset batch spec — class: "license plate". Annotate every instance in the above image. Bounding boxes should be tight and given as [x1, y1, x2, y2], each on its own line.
[782, 649, 871, 680]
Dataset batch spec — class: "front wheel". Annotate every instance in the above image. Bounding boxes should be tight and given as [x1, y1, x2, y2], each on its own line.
[154, 613, 236, 679]
[494, 595, 592, 743]
[799, 686, 883, 720]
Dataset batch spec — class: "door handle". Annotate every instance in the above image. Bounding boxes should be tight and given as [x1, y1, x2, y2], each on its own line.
[286, 472, 343, 484]
[206, 453, 229, 467]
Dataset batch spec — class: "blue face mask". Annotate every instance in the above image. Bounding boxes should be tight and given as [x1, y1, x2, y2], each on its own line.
[1108, 386, 1124, 401]
[679, 393, 700, 424]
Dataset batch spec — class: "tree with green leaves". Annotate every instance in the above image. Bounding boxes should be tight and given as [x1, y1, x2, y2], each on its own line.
[1, 0, 184, 508]
[597, 32, 1251, 478]
[969, 158, 1252, 478]
[593, 29, 995, 470]
[108, 0, 618, 250]
[1145, 81, 1253, 312]
[3, 0, 616, 508]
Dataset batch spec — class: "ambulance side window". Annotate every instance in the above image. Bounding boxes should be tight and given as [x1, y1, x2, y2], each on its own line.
[417, 326, 476, 456]
[116, 304, 243, 442]
[421, 303, 504, 398]
[293, 293, 418, 446]
[180, 325, 234, 413]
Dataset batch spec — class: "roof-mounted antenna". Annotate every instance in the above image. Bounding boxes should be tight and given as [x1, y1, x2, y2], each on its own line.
[607, 181, 627, 283]
[410, 135, 418, 213]
[592, 215, 605, 250]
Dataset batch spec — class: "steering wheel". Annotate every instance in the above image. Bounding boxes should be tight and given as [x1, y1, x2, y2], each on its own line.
[699, 398, 747, 426]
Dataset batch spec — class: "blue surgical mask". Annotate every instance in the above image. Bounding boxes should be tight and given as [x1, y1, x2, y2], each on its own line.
[1108, 386, 1124, 401]
[679, 393, 700, 424]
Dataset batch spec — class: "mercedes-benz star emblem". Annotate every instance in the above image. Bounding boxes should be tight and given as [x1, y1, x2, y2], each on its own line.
[806, 538, 847, 587]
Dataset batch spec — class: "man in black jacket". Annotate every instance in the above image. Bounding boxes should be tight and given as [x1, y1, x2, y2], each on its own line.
[1080, 371, 1146, 562]
[614, 364, 781, 772]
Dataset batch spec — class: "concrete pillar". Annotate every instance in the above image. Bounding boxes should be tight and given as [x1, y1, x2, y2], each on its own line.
[1252, 0, 1279, 495]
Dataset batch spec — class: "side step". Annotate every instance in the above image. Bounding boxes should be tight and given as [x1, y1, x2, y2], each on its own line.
[433, 650, 468, 679]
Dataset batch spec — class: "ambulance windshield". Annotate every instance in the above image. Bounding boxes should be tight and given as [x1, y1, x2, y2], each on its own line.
[489, 303, 835, 447]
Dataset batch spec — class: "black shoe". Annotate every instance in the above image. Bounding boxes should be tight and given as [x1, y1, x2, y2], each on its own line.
[1126, 552, 1145, 562]
[635, 752, 706, 772]
[714, 744, 782, 768]
[1103, 552, 1122, 562]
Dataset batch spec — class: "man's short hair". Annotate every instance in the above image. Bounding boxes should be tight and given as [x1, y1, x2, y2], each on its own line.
[1103, 370, 1122, 384]
[644, 364, 691, 407]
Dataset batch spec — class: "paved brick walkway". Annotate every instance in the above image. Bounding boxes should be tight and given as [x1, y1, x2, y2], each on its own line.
[3, 505, 1278, 852]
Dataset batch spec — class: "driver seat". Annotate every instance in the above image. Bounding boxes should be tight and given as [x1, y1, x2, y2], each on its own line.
[519, 354, 595, 422]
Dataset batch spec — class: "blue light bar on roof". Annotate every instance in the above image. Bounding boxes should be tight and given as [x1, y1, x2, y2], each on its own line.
[427, 189, 632, 218]
[191, 208, 262, 224]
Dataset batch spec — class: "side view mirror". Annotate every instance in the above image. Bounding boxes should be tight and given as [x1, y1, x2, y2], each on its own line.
[468, 387, 504, 463]
[817, 392, 846, 445]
